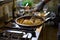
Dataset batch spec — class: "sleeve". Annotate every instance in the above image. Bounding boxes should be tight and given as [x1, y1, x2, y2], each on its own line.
[35, 0, 51, 11]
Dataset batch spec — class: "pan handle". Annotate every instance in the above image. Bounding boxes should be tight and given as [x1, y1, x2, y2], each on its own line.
[45, 17, 51, 22]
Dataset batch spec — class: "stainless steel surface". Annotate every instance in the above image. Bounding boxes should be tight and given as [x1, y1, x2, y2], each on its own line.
[0, 26, 42, 40]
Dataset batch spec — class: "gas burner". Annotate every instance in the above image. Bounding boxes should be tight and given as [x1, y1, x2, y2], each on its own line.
[6, 22, 36, 32]
[6, 30, 36, 38]
[0, 21, 42, 40]
[0, 29, 36, 40]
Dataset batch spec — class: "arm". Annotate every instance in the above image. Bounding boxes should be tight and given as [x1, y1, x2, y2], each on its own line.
[34, 0, 51, 11]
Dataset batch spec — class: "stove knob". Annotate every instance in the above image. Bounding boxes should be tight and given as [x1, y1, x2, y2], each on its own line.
[27, 33, 32, 38]
[3, 32, 6, 36]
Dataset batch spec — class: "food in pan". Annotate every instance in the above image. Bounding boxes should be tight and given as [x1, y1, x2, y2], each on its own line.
[34, 19, 42, 25]
[17, 17, 43, 26]
[23, 19, 33, 25]
[17, 19, 24, 24]
[37, 13, 45, 17]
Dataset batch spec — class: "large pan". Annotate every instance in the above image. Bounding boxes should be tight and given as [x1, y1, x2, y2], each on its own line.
[15, 15, 50, 28]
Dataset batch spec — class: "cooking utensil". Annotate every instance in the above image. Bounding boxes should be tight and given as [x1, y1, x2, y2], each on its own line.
[15, 15, 50, 28]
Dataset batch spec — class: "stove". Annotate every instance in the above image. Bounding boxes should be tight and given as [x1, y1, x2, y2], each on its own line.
[0, 16, 50, 40]
[0, 22, 37, 40]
